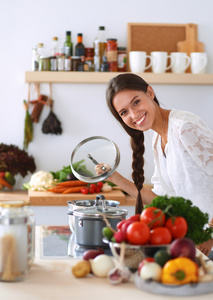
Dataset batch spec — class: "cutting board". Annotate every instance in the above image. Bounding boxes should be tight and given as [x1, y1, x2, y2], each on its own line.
[28, 189, 126, 206]
[177, 23, 205, 72]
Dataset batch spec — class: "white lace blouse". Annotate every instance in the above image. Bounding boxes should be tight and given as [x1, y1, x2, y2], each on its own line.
[151, 109, 213, 220]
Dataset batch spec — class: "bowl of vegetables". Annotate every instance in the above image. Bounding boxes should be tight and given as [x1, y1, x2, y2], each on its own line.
[102, 196, 213, 272]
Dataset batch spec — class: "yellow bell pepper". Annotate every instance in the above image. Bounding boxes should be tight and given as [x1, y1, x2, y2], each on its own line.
[161, 257, 198, 285]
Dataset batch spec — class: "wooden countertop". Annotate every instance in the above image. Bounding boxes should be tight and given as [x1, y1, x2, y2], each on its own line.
[0, 189, 136, 206]
[1, 226, 212, 300]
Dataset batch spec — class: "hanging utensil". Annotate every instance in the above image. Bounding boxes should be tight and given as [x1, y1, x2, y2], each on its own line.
[23, 83, 33, 150]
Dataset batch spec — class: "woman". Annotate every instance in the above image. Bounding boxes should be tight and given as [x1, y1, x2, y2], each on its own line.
[96, 73, 213, 256]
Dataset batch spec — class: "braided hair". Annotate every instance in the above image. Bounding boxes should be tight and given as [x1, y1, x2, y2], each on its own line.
[106, 73, 159, 214]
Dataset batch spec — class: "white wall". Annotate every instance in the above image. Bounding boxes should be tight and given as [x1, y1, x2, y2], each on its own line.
[1, 0, 213, 189]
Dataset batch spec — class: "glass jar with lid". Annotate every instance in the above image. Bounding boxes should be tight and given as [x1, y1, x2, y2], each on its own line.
[0, 201, 28, 282]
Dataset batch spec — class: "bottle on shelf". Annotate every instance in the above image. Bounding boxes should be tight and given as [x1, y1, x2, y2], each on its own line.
[32, 46, 39, 71]
[75, 33, 85, 57]
[64, 31, 73, 57]
[93, 26, 106, 72]
[106, 38, 118, 72]
[77, 56, 89, 72]
[37, 43, 45, 57]
[50, 37, 60, 56]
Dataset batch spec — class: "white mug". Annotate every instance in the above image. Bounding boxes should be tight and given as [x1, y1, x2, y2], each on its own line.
[129, 51, 152, 73]
[151, 51, 173, 73]
[190, 52, 208, 74]
[171, 52, 190, 74]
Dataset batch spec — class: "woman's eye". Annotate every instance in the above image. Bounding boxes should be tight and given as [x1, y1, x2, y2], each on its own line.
[133, 99, 140, 106]
[120, 110, 127, 117]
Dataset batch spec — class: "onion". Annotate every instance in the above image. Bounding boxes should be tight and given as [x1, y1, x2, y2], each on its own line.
[83, 248, 104, 261]
[170, 237, 196, 259]
[89, 254, 115, 278]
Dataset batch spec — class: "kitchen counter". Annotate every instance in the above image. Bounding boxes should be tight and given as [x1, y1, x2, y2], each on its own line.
[1, 225, 213, 300]
[0, 189, 136, 206]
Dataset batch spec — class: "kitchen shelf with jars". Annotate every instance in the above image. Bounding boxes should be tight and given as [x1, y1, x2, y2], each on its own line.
[25, 71, 213, 85]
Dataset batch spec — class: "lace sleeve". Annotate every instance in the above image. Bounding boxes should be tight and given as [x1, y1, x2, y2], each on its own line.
[179, 122, 213, 176]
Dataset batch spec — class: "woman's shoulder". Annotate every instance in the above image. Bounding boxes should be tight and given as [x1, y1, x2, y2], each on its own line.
[169, 109, 202, 124]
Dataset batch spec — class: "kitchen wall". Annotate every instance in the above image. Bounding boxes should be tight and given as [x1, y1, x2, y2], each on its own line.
[1, 0, 213, 190]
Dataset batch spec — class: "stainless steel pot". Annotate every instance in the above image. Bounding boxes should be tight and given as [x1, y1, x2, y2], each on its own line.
[71, 196, 128, 247]
[67, 195, 120, 233]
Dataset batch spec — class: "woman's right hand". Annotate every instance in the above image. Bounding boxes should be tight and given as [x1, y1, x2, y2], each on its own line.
[95, 163, 111, 175]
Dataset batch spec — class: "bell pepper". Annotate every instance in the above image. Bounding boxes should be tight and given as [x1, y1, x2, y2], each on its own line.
[161, 257, 198, 285]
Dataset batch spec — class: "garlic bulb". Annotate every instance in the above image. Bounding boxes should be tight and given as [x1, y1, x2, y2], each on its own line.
[90, 254, 115, 278]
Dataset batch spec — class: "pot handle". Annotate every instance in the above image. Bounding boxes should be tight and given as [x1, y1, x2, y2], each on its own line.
[67, 211, 73, 215]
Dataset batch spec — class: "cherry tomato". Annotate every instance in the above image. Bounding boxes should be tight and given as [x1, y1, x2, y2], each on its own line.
[127, 214, 141, 222]
[90, 183, 97, 189]
[165, 216, 188, 239]
[149, 227, 172, 245]
[89, 186, 95, 194]
[127, 221, 150, 245]
[81, 187, 89, 194]
[97, 181, 103, 188]
[95, 186, 101, 193]
[140, 207, 165, 228]
[0, 172, 5, 178]
[138, 257, 155, 275]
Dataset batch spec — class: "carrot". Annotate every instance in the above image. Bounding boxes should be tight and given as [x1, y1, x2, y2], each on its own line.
[56, 180, 87, 188]
[47, 187, 69, 193]
[62, 186, 85, 194]
[0, 177, 13, 189]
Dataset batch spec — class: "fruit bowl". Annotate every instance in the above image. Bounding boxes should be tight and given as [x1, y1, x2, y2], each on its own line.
[103, 238, 169, 271]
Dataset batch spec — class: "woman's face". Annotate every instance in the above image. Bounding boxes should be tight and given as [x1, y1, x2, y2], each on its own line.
[112, 86, 157, 131]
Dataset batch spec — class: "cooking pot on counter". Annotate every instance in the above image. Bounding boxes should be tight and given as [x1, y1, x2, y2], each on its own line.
[68, 195, 128, 248]
[67, 195, 120, 233]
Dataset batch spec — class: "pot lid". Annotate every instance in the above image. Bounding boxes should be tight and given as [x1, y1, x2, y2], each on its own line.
[73, 206, 128, 219]
[70, 136, 120, 183]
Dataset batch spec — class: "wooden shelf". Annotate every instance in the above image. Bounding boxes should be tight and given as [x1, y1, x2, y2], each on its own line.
[25, 71, 213, 85]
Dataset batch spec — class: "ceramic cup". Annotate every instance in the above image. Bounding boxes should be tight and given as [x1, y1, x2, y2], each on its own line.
[151, 51, 173, 73]
[190, 52, 208, 74]
[129, 51, 152, 73]
[171, 52, 191, 74]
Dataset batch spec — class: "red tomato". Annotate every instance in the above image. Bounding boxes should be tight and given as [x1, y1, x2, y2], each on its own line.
[90, 183, 97, 189]
[138, 257, 155, 275]
[89, 186, 95, 194]
[127, 221, 150, 245]
[116, 220, 126, 231]
[121, 220, 133, 233]
[165, 217, 188, 239]
[0, 172, 5, 178]
[95, 186, 101, 193]
[140, 207, 165, 228]
[81, 187, 89, 194]
[149, 227, 172, 245]
[127, 214, 141, 222]
[97, 181, 103, 188]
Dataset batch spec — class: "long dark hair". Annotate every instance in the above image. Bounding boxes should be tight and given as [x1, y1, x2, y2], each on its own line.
[106, 73, 159, 214]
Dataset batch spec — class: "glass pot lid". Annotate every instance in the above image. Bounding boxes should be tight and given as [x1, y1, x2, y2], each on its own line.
[70, 136, 120, 183]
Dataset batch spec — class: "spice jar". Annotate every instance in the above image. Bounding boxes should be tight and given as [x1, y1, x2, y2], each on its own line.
[38, 56, 50, 71]
[117, 47, 127, 72]
[106, 39, 118, 72]
[72, 56, 81, 71]
[0, 201, 28, 282]
[85, 48, 94, 71]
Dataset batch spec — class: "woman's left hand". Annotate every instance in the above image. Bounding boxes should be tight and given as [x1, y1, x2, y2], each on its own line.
[197, 239, 213, 256]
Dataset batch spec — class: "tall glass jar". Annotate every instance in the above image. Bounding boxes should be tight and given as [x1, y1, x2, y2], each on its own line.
[23, 201, 35, 269]
[0, 201, 28, 282]
[106, 39, 118, 72]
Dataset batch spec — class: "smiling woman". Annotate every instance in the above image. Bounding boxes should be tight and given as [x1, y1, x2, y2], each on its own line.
[101, 73, 213, 258]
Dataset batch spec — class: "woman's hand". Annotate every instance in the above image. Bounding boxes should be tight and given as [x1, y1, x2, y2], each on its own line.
[95, 163, 111, 175]
[197, 239, 213, 256]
